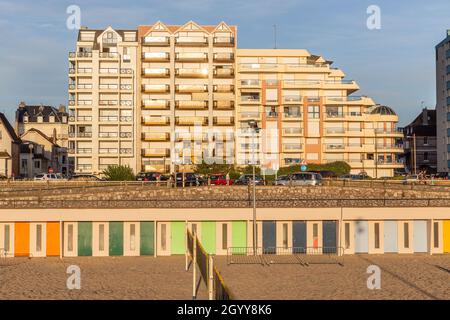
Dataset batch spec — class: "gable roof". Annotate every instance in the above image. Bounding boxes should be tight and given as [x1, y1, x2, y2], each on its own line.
[138, 21, 237, 39]
[0, 112, 20, 143]
[20, 128, 60, 147]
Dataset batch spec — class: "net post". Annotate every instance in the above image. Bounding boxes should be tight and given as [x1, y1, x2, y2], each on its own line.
[192, 231, 197, 300]
[185, 221, 188, 271]
[208, 255, 214, 300]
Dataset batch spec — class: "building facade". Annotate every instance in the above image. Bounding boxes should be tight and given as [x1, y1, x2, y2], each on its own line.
[68, 27, 139, 174]
[69, 21, 403, 177]
[403, 108, 437, 174]
[0, 113, 21, 178]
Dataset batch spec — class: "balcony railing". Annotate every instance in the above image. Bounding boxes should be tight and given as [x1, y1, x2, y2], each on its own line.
[142, 84, 170, 93]
[76, 116, 92, 121]
[175, 52, 208, 62]
[240, 112, 260, 119]
[213, 68, 234, 78]
[283, 144, 303, 152]
[213, 52, 234, 62]
[99, 148, 119, 154]
[120, 68, 133, 75]
[77, 100, 93, 106]
[76, 68, 93, 74]
[142, 99, 170, 109]
[213, 116, 235, 126]
[283, 95, 302, 103]
[141, 116, 170, 125]
[213, 36, 235, 46]
[142, 68, 170, 77]
[325, 144, 345, 150]
[175, 36, 208, 46]
[240, 96, 260, 103]
[119, 132, 132, 138]
[120, 116, 133, 122]
[99, 116, 118, 122]
[175, 116, 208, 126]
[98, 132, 119, 138]
[143, 36, 170, 46]
[69, 52, 93, 59]
[282, 127, 303, 135]
[282, 112, 302, 119]
[326, 128, 346, 134]
[77, 148, 92, 154]
[175, 68, 208, 78]
[99, 84, 119, 90]
[141, 148, 170, 157]
[99, 52, 119, 59]
[77, 164, 92, 171]
[76, 132, 92, 138]
[213, 100, 234, 110]
[213, 84, 234, 93]
[99, 68, 119, 74]
[99, 100, 118, 106]
[120, 148, 133, 154]
[175, 100, 208, 110]
[175, 84, 207, 93]
[142, 132, 170, 141]
[142, 52, 170, 61]
[120, 100, 133, 107]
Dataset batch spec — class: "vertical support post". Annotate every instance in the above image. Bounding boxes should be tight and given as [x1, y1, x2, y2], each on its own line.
[208, 255, 214, 300]
[59, 219, 63, 260]
[339, 207, 343, 257]
[185, 221, 188, 271]
[429, 218, 434, 256]
[192, 231, 197, 300]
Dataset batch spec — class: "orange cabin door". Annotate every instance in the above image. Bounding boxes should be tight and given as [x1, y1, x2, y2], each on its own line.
[46, 222, 60, 257]
[14, 222, 30, 257]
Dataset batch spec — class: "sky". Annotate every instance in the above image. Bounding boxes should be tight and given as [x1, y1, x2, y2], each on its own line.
[0, 0, 449, 126]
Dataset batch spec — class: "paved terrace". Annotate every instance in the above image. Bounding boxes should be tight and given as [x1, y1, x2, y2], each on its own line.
[0, 181, 449, 208]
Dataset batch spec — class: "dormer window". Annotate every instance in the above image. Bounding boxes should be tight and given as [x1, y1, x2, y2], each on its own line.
[103, 32, 117, 45]
[24, 116, 29, 123]
[49, 116, 55, 123]
[62, 116, 67, 123]
[37, 116, 43, 123]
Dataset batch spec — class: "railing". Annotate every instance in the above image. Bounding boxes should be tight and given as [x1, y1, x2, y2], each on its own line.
[76, 68, 93, 74]
[77, 148, 92, 154]
[325, 144, 345, 150]
[142, 84, 170, 93]
[142, 52, 170, 61]
[240, 79, 260, 86]
[213, 53, 234, 61]
[213, 36, 234, 46]
[120, 100, 133, 106]
[76, 132, 92, 138]
[120, 116, 132, 122]
[214, 68, 234, 77]
[283, 95, 302, 102]
[99, 100, 118, 106]
[175, 52, 208, 61]
[175, 36, 208, 45]
[176, 84, 207, 93]
[240, 96, 260, 103]
[99, 148, 118, 154]
[99, 116, 118, 122]
[283, 128, 303, 135]
[99, 52, 119, 59]
[326, 128, 345, 134]
[282, 112, 302, 119]
[142, 68, 170, 77]
[99, 68, 118, 74]
[213, 84, 234, 93]
[143, 36, 170, 45]
[120, 68, 133, 75]
[76, 116, 92, 121]
[283, 144, 303, 151]
[99, 84, 119, 90]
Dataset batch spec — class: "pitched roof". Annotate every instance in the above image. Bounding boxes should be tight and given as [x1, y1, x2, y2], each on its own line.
[20, 128, 60, 147]
[138, 21, 237, 39]
[0, 112, 20, 143]
[16, 104, 67, 123]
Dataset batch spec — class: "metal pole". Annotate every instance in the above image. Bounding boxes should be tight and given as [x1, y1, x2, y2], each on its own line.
[185, 221, 188, 271]
[192, 231, 197, 300]
[252, 130, 257, 255]
[208, 255, 214, 300]
[413, 133, 417, 175]
[374, 128, 378, 179]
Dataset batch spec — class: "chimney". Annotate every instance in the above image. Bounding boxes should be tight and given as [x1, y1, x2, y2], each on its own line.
[18, 101, 26, 109]
[422, 108, 428, 126]
[58, 104, 66, 113]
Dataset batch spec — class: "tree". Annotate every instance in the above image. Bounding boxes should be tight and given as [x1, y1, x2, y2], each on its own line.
[102, 165, 135, 181]
[277, 161, 351, 177]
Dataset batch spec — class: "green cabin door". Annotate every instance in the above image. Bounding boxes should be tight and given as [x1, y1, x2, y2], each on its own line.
[109, 222, 124, 256]
[171, 222, 185, 255]
[78, 222, 92, 256]
[140, 221, 154, 256]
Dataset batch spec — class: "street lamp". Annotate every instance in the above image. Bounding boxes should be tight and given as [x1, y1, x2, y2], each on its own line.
[248, 120, 260, 255]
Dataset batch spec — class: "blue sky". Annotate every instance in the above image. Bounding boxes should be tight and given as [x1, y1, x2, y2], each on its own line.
[0, 0, 449, 125]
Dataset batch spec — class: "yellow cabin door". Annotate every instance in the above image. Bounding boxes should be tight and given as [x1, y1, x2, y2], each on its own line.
[444, 221, 450, 253]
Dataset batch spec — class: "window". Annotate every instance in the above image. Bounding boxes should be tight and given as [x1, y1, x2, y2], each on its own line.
[34, 161, 40, 169]
[313, 223, 318, 248]
[374, 223, 380, 249]
[282, 223, 288, 249]
[49, 116, 55, 123]
[161, 224, 166, 251]
[424, 152, 429, 161]
[21, 159, 27, 170]
[423, 136, 428, 145]
[308, 105, 320, 119]
[434, 222, 439, 248]
[130, 224, 136, 251]
[403, 223, 409, 248]
[99, 224, 105, 251]
[37, 116, 43, 123]
[344, 223, 350, 249]
[222, 224, 228, 250]
[68, 224, 73, 252]
[36, 224, 42, 252]
[4, 225, 10, 252]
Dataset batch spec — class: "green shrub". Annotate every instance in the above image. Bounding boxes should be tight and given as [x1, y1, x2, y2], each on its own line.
[102, 165, 135, 181]
[277, 161, 351, 177]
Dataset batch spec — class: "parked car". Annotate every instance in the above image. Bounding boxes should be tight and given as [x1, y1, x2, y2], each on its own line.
[234, 174, 265, 186]
[209, 174, 233, 185]
[403, 174, 420, 185]
[310, 170, 337, 179]
[34, 173, 66, 181]
[136, 172, 162, 182]
[274, 175, 290, 186]
[288, 172, 323, 186]
[435, 172, 450, 180]
[174, 172, 205, 187]
[339, 173, 369, 181]
[69, 174, 103, 181]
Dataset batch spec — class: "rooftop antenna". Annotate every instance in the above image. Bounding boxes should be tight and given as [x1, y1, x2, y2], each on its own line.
[273, 24, 277, 49]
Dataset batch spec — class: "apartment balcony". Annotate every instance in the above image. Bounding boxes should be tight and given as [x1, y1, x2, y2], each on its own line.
[213, 52, 234, 62]
[99, 52, 119, 60]
[175, 68, 208, 78]
[325, 144, 346, 151]
[213, 100, 234, 110]
[282, 112, 302, 121]
[119, 116, 133, 122]
[323, 96, 374, 105]
[240, 79, 260, 88]
[175, 52, 208, 62]
[324, 112, 345, 120]
[72, 132, 92, 138]
[283, 95, 302, 104]
[346, 128, 364, 136]
[374, 128, 404, 137]
[213, 68, 234, 78]
[141, 116, 170, 126]
[70, 84, 93, 91]
[175, 132, 209, 142]
[285, 63, 329, 73]
[76, 116, 93, 122]
[120, 84, 133, 91]
[326, 127, 346, 135]
[69, 52, 93, 59]
[346, 143, 364, 152]
[99, 116, 118, 122]
[213, 84, 234, 93]
[143, 36, 170, 46]
[76, 148, 92, 154]
[76, 100, 93, 106]
[120, 100, 133, 107]
[120, 68, 134, 76]
[175, 36, 208, 46]
[142, 52, 170, 62]
[175, 84, 208, 93]
[141, 148, 170, 158]
[99, 68, 119, 75]
[213, 36, 235, 47]
[120, 148, 133, 155]
[240, 112, 261, 120]
[142, 164, 170, 173]
[213, 116, 235, 126]
[175, 116, 208, 126]
[99, 100, 119, 106]
[99, 148, 119, 154]
[77, 164, 93, 171]
[175, 100, 208, 110]
[240, 96, 260, 104]
[376, 145, 404, 152]
[99, 84, 119, 91]
[376, 160, 405, 168]
[282, 127, 303, 136]
[142, 68, 170, 78]
[69, 68, 92, 75]
[239, 63, 279, 72]
[142, 99, 170, 110]
[142, 132, 170, 142]
[98, 132, 119, 139]
[142, 84, 170, 93]
[282, 144, 303, 153]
